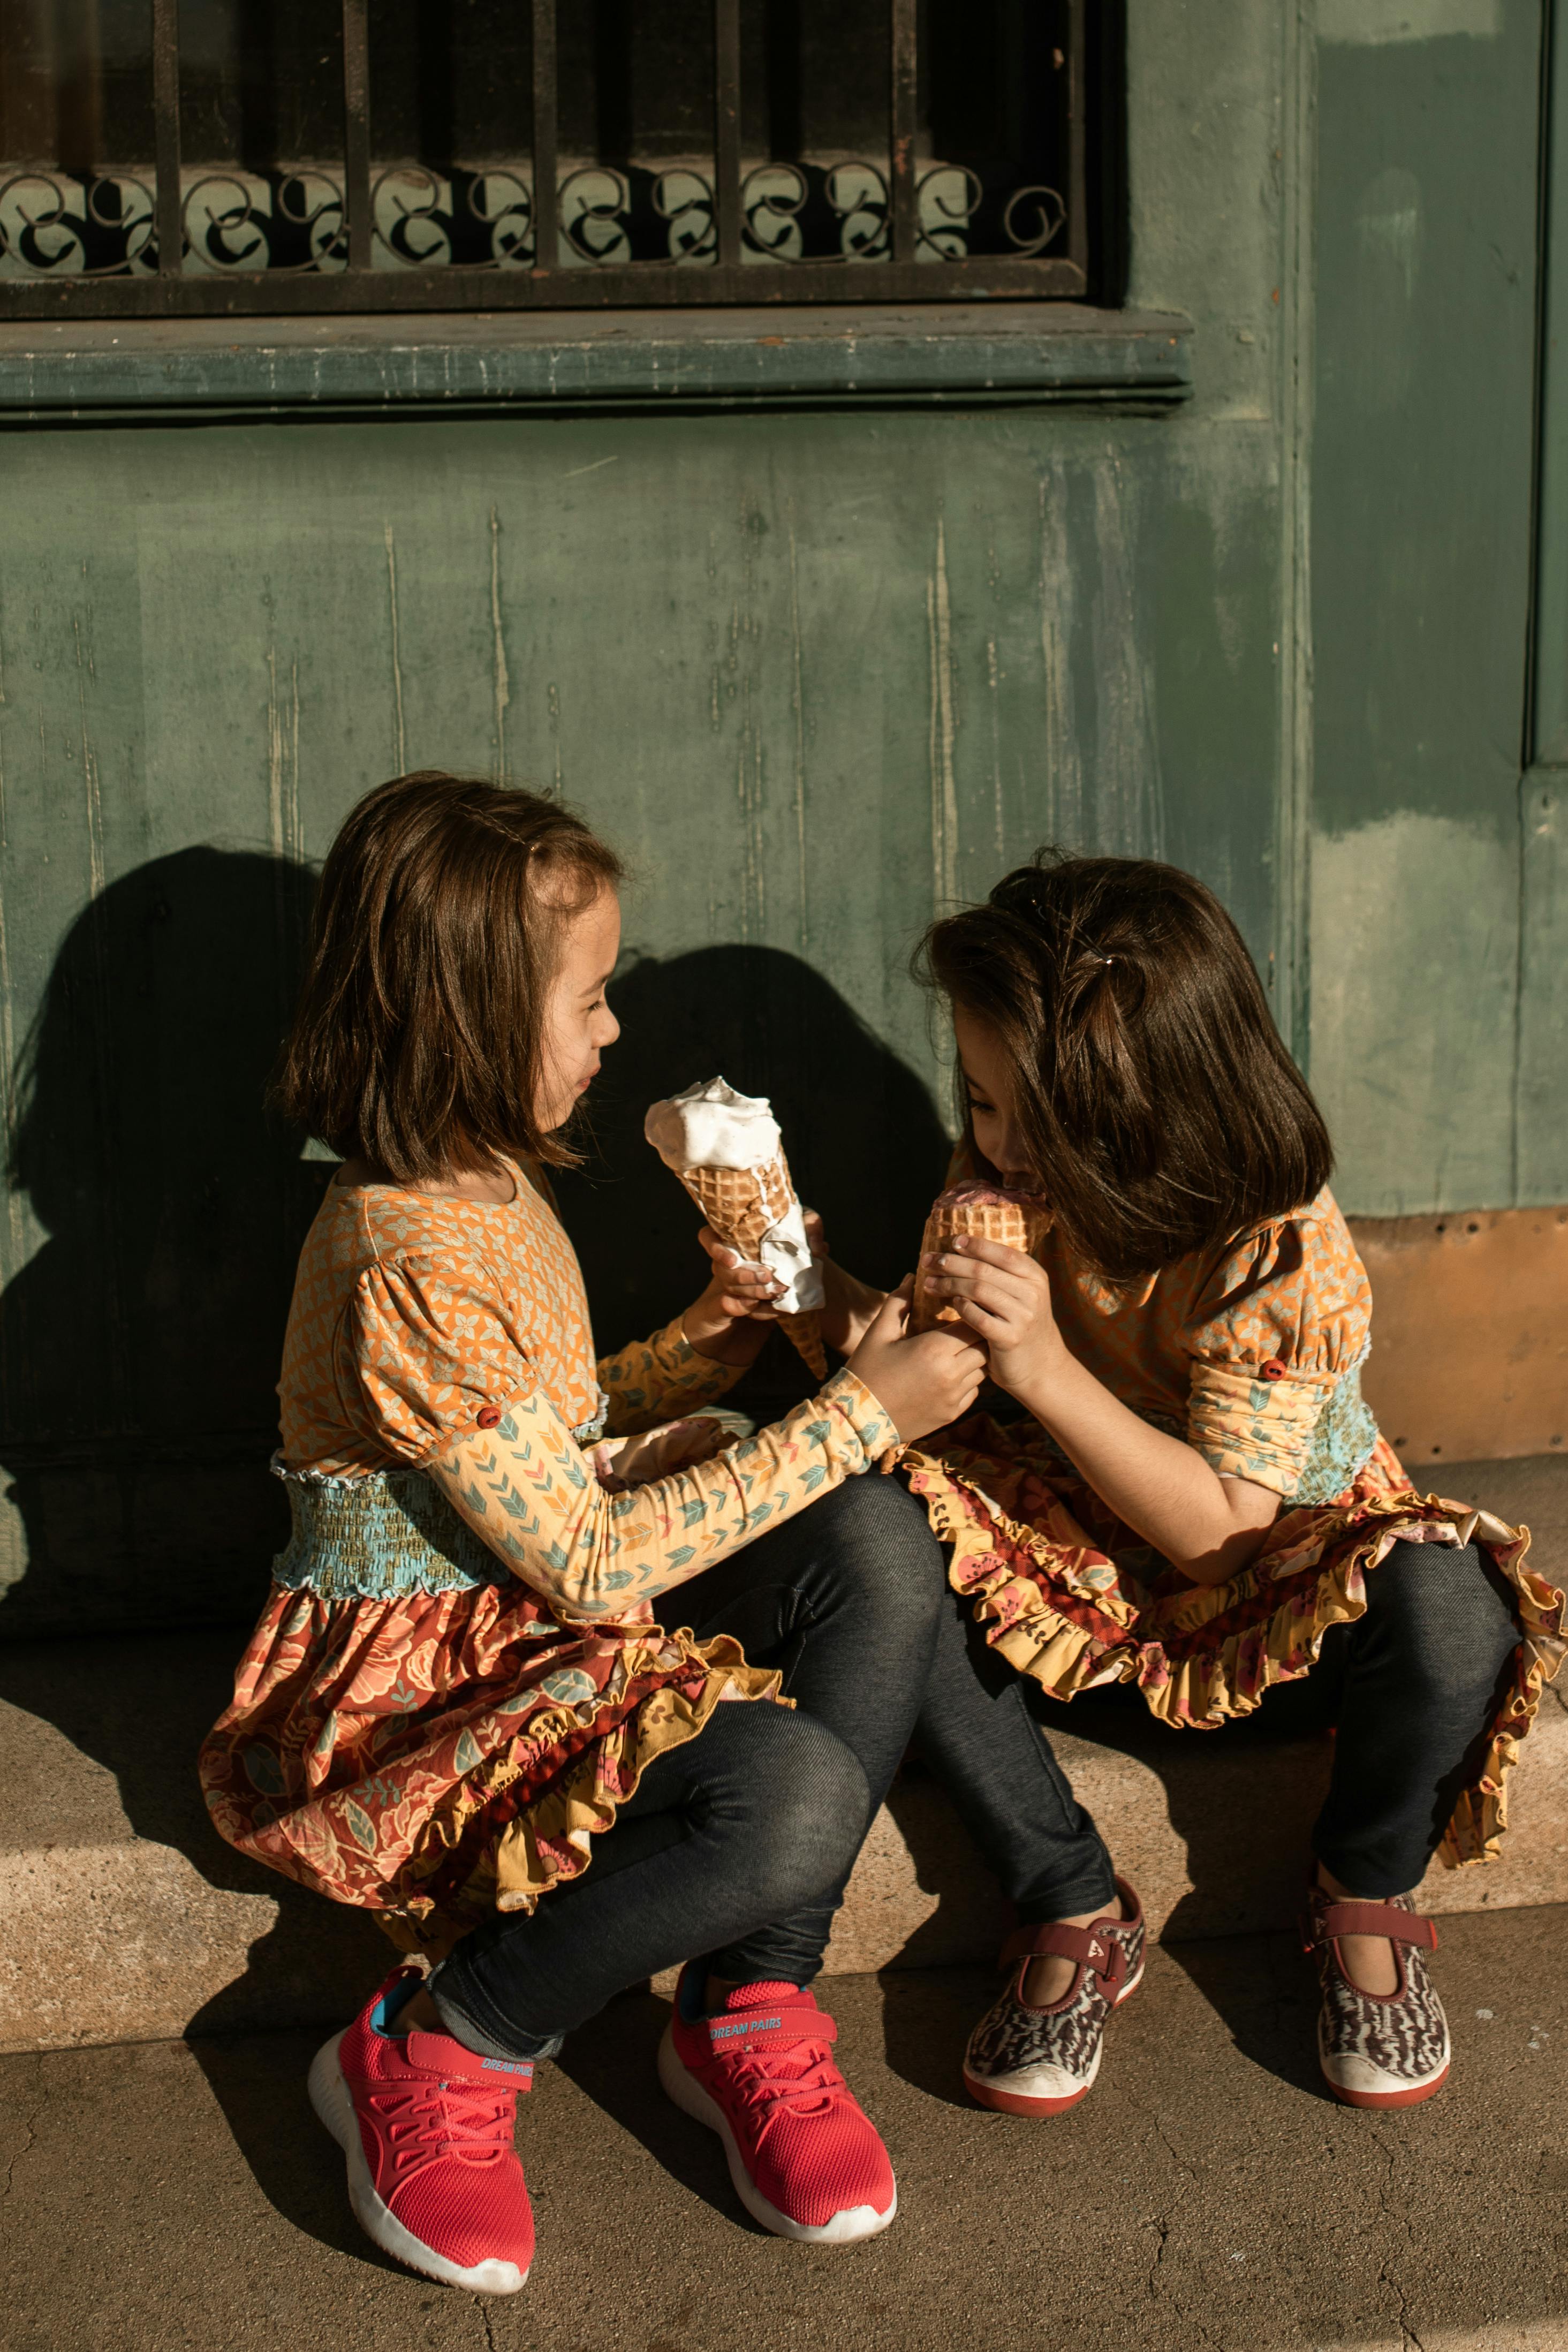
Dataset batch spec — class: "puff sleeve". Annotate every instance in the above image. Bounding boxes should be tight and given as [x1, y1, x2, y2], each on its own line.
[332, 1254, 538, 1464]
[1182, 1204, 1372, 1497]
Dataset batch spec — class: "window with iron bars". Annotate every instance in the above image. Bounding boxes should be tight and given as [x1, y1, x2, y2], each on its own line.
[0, 1, 1113, 317]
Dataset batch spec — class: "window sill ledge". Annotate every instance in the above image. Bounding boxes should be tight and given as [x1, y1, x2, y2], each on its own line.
[0, 302, 1193, 415]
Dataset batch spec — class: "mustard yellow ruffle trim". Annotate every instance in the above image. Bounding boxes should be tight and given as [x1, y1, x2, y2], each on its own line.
[904, 1450, 1565, 1873]
[376, 1630, 786, 1960]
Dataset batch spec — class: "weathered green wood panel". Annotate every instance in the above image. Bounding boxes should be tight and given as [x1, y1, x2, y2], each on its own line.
[1308, 0, 1547, 1214]
[23, 0, 1539, 1633]
[0, 389, 1285, 1633]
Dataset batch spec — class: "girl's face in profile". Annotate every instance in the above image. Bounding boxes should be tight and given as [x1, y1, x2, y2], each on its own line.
[537, 885, 623, 1132]
[953, 1005, 1033, 1189]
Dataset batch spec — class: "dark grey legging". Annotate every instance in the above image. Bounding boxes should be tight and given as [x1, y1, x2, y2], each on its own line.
[433, 1504, 1520, 2059]
[430, 1475, 945, 2061]
[915, 1535, 1525, 1916]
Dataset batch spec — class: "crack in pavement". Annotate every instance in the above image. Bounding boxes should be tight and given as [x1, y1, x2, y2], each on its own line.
[1370, 2118, 1425, 2350]
[0, 2059, 44, 2207]
[472, 2295, 499, 2350]
[1143, 2119, 1222, 2351]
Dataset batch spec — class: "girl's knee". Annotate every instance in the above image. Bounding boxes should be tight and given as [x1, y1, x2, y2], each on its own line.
[1367, 1540, 1520, 1696]
[740, 1708, 869, 1896]
[813, 1474, 946, 1620]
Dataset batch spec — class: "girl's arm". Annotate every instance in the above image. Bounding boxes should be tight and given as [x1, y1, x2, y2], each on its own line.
[595, 1228, 785, 1436]
[922, 1236, 1279, 1586]
[429, 1290, 986, 1620]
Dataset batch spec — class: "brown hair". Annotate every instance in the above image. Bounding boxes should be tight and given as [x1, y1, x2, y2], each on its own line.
[274, 771, 623, 1181]
[916, 851, 1334, 1282]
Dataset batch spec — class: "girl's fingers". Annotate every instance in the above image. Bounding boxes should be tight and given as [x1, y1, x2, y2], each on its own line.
[945, 1235, 1041, 1274]
[923, 1259, 1034, 1315]
[955, 1295, 1010, 1337]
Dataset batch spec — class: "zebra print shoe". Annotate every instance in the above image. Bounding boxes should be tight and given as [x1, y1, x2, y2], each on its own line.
[1301, 1886, 1450, 2109]
[962, 1879, 1145, 2117]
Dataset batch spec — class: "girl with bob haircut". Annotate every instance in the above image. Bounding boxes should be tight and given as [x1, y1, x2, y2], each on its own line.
[886, 852, 1561, 2117]
[200, 771, 986, 2294]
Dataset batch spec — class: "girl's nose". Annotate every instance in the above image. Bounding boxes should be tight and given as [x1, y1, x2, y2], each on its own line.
[995, 1125, 1031, 1182]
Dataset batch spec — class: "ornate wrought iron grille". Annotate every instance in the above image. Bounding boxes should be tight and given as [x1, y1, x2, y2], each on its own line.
[0, 0, 1089, 316]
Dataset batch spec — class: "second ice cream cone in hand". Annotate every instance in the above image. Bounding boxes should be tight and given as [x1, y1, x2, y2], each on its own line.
[645, 1077, 828, 1378]
[911, 1183, 1053, 1335]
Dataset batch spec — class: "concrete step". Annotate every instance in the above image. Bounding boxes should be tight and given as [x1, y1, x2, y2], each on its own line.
[5, 1905, 1567, 2352]
[2, 1452, 1563, 2054]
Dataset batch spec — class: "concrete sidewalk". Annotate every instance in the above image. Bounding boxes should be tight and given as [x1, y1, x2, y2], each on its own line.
[3, 1903, 1565, 2352]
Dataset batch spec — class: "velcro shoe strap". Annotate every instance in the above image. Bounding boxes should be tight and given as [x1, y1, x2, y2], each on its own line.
[1001, 1921, 1128, 1994]
[1308, 1902, 1437, 1951]
[705, 2003, 836, 2056]
[470, 2055, 536, 2090]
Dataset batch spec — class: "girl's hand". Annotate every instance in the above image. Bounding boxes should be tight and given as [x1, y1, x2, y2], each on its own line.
[681, 1226, 784, 1366]
[593, 1417, 730, 1492]
[802, 1207, 887, 1358]
[845, 1281, 988, 1445]
[921, 1235, 1065, 1398]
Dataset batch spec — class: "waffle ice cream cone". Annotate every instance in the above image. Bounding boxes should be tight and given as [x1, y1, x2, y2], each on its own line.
[678, 1156, 826, 1378]
[912, 1183, 1054, 1334]
[645, 1078, 828, 1380]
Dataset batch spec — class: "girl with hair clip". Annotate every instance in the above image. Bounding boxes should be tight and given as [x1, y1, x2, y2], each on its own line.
[869, 852, 1561, 2116]
[199, 773, 984, 2294]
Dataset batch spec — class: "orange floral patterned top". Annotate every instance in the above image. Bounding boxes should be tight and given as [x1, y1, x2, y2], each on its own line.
[199, 1163, 896, 1951]
[1032, 1185, 1378, 1506]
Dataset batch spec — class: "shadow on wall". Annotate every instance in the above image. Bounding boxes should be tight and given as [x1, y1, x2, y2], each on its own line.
[0, 847, 328, 1639]
[552, 944, 952, 1408]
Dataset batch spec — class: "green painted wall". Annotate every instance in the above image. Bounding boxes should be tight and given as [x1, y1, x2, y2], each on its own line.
[1308, 0, 1551, 1215]
[0, 0, 1554, 1633]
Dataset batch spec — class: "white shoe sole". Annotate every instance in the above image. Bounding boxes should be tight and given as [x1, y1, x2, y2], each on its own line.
[963, 1957, 1146, 2117]
[656, 2023, 897, 2244]
[1316, 2014, 1451, 2109]
[307, 2031, 531, 2295]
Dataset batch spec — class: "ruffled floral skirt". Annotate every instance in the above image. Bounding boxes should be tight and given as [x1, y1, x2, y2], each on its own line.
[199, 1578, 782, 1959]
[902, 1421, 1565, 1867]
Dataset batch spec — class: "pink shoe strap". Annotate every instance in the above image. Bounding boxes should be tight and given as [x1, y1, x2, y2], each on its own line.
[1001, 1920, 1128, 1994]
[705, 2000, 837, 2056]
[1302, 1900, 1437, 1952]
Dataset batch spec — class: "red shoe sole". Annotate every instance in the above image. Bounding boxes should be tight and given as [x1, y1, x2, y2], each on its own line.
[1322, 2062, 1449, 2110]
[962, 1961, 1143, 2117]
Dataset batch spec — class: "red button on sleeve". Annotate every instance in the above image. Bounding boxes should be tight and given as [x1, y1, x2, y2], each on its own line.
[476, 1405, 503, 1429]
[1259, 1357, 1287, 1381]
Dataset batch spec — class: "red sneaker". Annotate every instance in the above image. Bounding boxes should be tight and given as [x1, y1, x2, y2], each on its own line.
[657, 1968, 896, 2243]
[308, 1966, 535, 2294]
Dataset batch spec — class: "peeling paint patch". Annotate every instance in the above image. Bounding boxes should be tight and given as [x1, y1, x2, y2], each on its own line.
[1038, 464, 1082, 850]
[1089, 464, 1162, 859]
[489, 505, 511, 780]
[786, 514, 807, 946]
[927, 515, 958, 909]
[264, 642, 301, 865]
[384, 521, 406, 774]
[1320, 0, 1499, 40]
[1311, 812, 1517, 1214]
